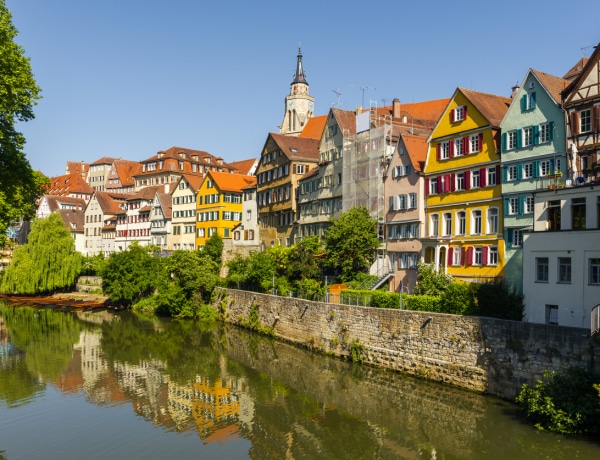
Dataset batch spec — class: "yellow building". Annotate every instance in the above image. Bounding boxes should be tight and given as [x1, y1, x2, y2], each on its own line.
[196, 170, 256, 248]
[423, 88, 510, 283]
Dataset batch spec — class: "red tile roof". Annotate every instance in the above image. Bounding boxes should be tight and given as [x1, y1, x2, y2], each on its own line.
[90, 156, 119, 166]
[268, 132, 320, 162]
[228, 158, 257, 175]
[47, 173, 94, 196]
[563, 57, 589, 82]
[459, 88, 511, 127]
[298, 115, 327, 139]
[400, 133, 429, 173]
[94, 191, 132, 214]
[531, 69, 569, 104]
[208, 170, 256, 193]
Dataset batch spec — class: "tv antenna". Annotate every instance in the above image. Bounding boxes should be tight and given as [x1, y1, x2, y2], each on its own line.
[350, 85, 375, 108]
[581, 43, 593, 57]
[331, 88, 342, 107]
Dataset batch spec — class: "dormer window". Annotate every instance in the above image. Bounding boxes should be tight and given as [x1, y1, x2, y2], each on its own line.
[451, 105, 467, 122]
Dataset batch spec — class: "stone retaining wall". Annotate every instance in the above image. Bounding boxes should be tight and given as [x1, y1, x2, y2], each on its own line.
[212, 288, 600, 400]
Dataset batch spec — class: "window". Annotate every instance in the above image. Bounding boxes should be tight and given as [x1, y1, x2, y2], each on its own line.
[523, 163, 533, 179]
[525, 196, 534, 214]
[509, 197, 519, 215]
[572, 198, 586, 230]
[470, 134, 480, 153]
[443, 212, 452, 236]
[456, 172, 465, 190]
[487, 167, 497, 186]
[452, 247, 462, 265]
[454, 138, 464, 157]
[539, 160, 551, 177]
[558, 257, 571, 283]
[536, 257, 549, 282]
[457, 211, 466, 235]
[487, 208, 498, 234]
[440, 141, 450, 159]
[489, 246, 498, 265]
[522, 92, 536, 111]
[472, 210, 482, 235]
[430, 178, 438, 195]
[545, 305, 558, 325]
[507, 165, 518, 181]
[430, 214, 439, 237]
[473, 247, 482, 265]
[539, 123, 551, 143]
[453, 105, 466, 121]
[507, 131, 517, 150]
[589, 258, 600, 285]
[471, 170, 480, 188]
[408, 193, 417, 209]
[512, 229, 523, 248]
[548, 200, 561, 231]
[523, 127, 533, 147]
[580, 109, 591, 133]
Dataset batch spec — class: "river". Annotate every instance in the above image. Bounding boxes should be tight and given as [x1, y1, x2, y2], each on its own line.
[0, 303, 599, 459]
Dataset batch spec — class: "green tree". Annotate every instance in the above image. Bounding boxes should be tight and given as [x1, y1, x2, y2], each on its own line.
[0, 2, 44, 245]
[413, 261, 453, 296]
[470, 281, 524, 320]
[0, 213, 82, 294]
[324, 207, 380, 282]
[100, 243, 160, 307]
[201, 232, 223, 267]
[288, 236, 323, 284]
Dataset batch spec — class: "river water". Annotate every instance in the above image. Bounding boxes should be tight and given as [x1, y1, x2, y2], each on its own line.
[0, 303, 599, 460]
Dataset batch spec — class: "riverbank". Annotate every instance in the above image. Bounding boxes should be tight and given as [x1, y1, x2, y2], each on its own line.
[212, 287, 600, 400]
[0, 292, 110, 309]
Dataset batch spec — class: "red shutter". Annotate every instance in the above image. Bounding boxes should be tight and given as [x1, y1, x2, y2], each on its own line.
[436, 143, 441, 160]
[463, 136, 469, 154]
[448, 247, 454, 265]
[437, 176, 442, 193]
[482, 246, 489, 266]
[461, 247, 466, 265]
[450, 109, 455, 123]
[480, 168, 487, 187]
[467, 247, 473, 265]
[444, 174, 451, 193]
[449, 140, 455, 157]
[593, 106, 600, 132]
[478, 133, 483, 152]
[463, 105, 468, 119]
[425, 178, 430, 196]
[450, 173, 456, 192]
[464, 170, 471, 190]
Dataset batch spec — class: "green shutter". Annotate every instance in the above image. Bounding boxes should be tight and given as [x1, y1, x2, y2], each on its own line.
[517, 164, 523, 180]
[503, 198, 510, 216]
[516, 130, 522, 149]
[501, 132, 507, 152]
[533, 161, 540, 178]
[549, 121, 554, 141]
[532, 125, 540, 145]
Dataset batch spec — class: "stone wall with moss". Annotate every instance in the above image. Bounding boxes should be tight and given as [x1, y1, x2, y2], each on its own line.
[212, 288, 600, 399]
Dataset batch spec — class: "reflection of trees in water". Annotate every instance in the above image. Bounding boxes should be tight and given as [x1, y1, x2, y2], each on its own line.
[0, 304, 81, 406]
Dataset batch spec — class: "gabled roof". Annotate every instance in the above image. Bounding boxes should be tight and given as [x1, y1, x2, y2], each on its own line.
[459, 88, 511, 127]
[563, 57, 589, 82]
[176, 174, 204, 193]
[207, 170, 256, 193]
[90, 156, 119, 166]
[112, 159, 142, 186]
[400, 133, 429, 173]
[228, 158, 257, 176]
[530, 69, 569, 104]
[562, 43, 600, 104]
[128, 185, 161, 202]
[42, 195, 87, 212]
[331, 108, 356, 135]
[94, 191, 132, 214]
[47, 173, 94, 196]
[298, 166, 320, 182]
[65, 161, 89, 178]
[267, 132, 320, 162]
[298, 115, 327, 139]
[156, 192, 173, 219]
[57, 209, 85, 233]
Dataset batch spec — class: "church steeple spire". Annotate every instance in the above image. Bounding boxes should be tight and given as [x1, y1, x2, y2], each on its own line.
[280, 47, 314, 136]
[292, 47, 307, 85]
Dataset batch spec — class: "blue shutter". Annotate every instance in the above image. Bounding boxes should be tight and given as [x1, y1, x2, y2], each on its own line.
[516, 130, 522, 149]
[533, 161, 540, 178]
[501, 132, 507, 152]
[507, 230, 513, 249]
[532, 125, 540, 145]
[518, 196, 525, 215]
[502, 166, 508, 183]
[503, 198, 510, 216]
[549, 121, 554, 141]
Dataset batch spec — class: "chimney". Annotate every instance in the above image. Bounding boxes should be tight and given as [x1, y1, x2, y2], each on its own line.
[511, 84, 519, 99]
[392, 98, 401, 119]
[356, 106, 362, 114]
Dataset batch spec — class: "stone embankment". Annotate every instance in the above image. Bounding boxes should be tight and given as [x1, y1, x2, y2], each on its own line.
[212, 288, 600, 400]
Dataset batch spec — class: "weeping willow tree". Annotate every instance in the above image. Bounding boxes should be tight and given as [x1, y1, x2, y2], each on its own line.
[0, 213, 82, 294]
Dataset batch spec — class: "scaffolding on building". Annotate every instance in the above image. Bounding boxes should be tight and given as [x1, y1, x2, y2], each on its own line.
[342, 106, 395, 278]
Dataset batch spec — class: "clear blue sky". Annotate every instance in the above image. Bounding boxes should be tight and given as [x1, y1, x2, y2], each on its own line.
[7, 0, 600, 177]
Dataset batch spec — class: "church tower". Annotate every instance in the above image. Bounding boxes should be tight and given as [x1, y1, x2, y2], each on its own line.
[280, 48, 314, 135]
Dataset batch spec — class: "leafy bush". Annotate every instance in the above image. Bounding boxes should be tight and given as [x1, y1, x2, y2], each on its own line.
[516, 367, 600, 434]
[404, 295, 441, 313]
[470, 281, 524, 320]
[370, 291, 401, 309]
[439, 282, 473, 315]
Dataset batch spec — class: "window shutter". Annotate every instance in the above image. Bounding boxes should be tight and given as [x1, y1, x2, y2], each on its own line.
[550, 159, 555, 174]
[507, 230, 513, 249]
[594, 106, 600, 132]
[480, 168, 487, 187]
[532, 161, 539, 178]
[450, 173, 456, 192]
[520, 95, 527, 111]
[532, 125, 540, 145]
[570, 112, 579, 136]
[450, 108, 455, 123]
[463, 105, 467, 119]
[293, 164, 297, 174]
[461, 247, 466, 265]
[502, 166, 508, 183]
[449, 139, 455, 157]
[496, 165, 501, 183]
[436, 143, 441, 160]
[467, 247, 474, 265]
[478, 133, 483, 152]
[463, 136, 469, 154]
[464, 170, 471, 190]
[425, 178, 430, 196]
[503, 198, 510, 216]
[389, 196, 395, 211]
[516, 130, 522, 149]
[530, 92, 536, 109]
[517, 164, 523, 180]
[437, 176, 442, 192]
[549, 121, 554, 141]
[482, 246, 489, 266]
[501, 133, 507, 152]
[448, 247, 454, 264]
[444, 174, 451, 193]
[518, 196, 525, 215]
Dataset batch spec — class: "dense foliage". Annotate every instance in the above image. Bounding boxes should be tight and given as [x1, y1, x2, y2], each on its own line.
[516, 367, 600, 434]
[0, 214, 82, 294]
[0, 1, 46, 245]
[324, 207, 380, 281]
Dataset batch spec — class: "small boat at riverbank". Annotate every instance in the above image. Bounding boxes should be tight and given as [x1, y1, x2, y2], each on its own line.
[0, 293, 109, 309]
